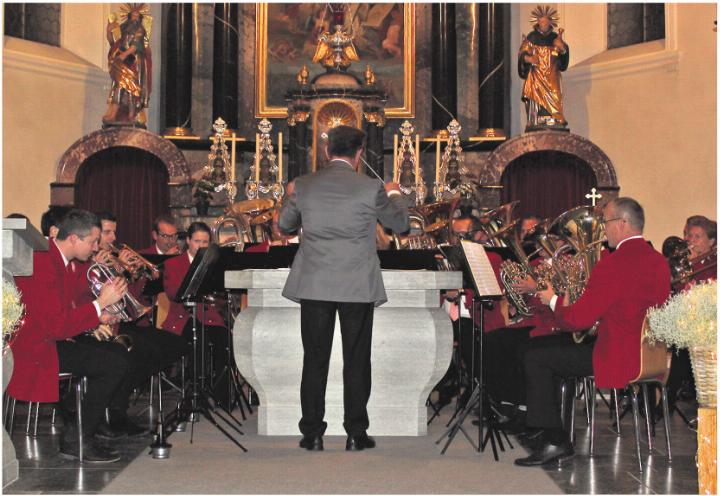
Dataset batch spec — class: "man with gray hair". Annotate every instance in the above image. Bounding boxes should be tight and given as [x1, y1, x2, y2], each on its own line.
[514, 197, 670, 467]
[279, 125, 409, 452]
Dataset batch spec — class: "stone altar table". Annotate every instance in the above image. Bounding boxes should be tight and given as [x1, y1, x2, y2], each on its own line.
[227, 269, 462, 436]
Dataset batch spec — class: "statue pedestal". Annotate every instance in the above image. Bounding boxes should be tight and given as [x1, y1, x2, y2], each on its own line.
[227, 269, 462, 436]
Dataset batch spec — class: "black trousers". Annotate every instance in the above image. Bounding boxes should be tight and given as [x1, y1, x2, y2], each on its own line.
[484, 329, 573, 406]
[524, 341, 594, 429]
[56, 340, 128, 436]
[299, 299, 374, 438]
[76, 325, 188, 413]
[181, 321, 232, 405]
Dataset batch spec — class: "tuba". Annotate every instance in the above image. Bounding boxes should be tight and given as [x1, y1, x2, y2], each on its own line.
[212, 198, 276, 251]
[549, 205, 606, 343]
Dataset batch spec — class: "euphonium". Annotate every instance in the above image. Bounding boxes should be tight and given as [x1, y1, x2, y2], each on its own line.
[86, 262, 151, 322]
[494, 218, 537, 317]
[478, 201, 520, 248]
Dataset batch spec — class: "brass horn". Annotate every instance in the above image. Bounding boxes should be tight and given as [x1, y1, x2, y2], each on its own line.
[478, 201, 520, 247]
[86, 263, 151, 322]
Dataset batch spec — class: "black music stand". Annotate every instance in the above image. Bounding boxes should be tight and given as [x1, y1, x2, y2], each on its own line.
[174, 244, 247, 452]
[435, 242, 512, 459]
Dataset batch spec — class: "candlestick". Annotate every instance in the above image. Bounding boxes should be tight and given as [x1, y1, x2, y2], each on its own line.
[278, 132, 283, 183]
[393, 134, 398, 183]
[255, 134, 260, 182]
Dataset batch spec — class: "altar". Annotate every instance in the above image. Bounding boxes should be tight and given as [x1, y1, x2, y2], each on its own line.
[227, 269, 461, 436]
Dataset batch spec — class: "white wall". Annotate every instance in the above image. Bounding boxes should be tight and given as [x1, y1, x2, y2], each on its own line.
[2, 3, 163, 226]
[510, 3, 716, 247]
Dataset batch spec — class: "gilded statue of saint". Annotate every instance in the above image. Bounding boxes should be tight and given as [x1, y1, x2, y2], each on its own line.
[518, 6, 569, 129]
[102, 3, 152, 127]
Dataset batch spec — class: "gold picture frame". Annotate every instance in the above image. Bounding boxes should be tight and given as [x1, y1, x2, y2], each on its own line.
[255, 3, 415, 119]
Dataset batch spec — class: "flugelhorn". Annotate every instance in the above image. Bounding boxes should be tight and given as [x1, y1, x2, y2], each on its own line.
[108, 242, 160, 280]
[87, 262, 151, 322]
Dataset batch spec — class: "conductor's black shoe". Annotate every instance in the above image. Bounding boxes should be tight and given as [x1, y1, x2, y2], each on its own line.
[299, 435, 324, 451]
[514, 440, 574, 467]
[94, 422, 127, 441]
[346, 433, 376, 451]
[59, 440, 121, 464]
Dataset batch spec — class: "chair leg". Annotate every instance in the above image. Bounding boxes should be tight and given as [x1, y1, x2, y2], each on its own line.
[25, 401, 34, 435]
[613, 388, 622, 436]
[570, 379, 577, 446]
[631, 386, 643, 472]
[641, 383, 653, 451]
[3, 394, 10, 428]
[583, 378, 591, 425]
[589, 379, 596, 456]
[149, 375, 155, 407]
[661, 385, 672, 462]
[76, 379, 85, 463]
[8, 397, 16, 435]
[33, 402, 40, 436]
[560, 380, 567, 431]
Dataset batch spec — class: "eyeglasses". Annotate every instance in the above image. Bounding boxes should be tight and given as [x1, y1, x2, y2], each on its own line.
[158, 232, 178, 239]
[603, 217, 625, 224]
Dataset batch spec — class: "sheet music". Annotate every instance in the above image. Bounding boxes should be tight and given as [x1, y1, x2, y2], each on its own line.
[460, 240, 503, 297]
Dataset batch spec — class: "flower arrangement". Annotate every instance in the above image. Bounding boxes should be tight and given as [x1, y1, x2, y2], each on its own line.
[2, 279, 24, 349]
[646, 280, 717, 348]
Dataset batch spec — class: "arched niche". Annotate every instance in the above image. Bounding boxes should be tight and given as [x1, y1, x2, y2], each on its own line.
[476, 131, 619, 208]
[51, 127, 191, 206]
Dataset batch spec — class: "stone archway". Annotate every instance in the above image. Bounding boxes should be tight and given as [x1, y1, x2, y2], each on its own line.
[50, 127, 191, 206]
[476, 131, 619, 208]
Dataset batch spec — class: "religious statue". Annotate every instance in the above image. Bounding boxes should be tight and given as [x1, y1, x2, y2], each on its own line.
[518, 5, 569, 130]
[102, 3, 153, 128]
[311, 5, 359, 71]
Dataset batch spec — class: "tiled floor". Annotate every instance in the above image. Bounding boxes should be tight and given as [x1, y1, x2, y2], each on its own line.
[3, 390, 699, 494]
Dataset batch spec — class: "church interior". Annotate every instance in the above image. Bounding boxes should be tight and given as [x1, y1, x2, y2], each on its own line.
[2, 2, 717, 494]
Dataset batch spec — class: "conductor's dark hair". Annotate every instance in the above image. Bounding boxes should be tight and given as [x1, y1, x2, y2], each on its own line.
[327, 125, 366, 159]
[56, 209, 101, 241]
[40, 206, 72, 237]
[187, 221, 212, 240]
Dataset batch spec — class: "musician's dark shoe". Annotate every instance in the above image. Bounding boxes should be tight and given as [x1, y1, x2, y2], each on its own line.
[109, 413, 151, 438]
[299, 435, 324, 451]
[346, 433, 376, 451]
[59, 439, 121, 464]
[94, 422, 127, 441]
[514, 440, 574, 467]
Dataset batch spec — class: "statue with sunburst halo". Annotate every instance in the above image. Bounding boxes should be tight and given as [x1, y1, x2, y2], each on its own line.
[518, 5, 569, 130]
[102, 3, 153, 128]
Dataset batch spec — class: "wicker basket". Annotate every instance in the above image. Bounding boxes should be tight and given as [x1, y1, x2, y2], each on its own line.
[690, 346, 717, 408]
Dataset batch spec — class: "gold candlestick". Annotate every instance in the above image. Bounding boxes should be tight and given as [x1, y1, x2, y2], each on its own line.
[415, 134, 420, 187]
[435, 137, 441, 185]
[231, 132, 237, 185]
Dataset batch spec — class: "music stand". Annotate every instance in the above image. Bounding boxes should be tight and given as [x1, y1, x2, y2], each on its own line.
[175, 244, 247, 452]
[436, 241, 512, 459]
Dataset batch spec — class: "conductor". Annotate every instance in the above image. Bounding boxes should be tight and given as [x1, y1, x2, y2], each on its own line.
[279, 125, 409, 451]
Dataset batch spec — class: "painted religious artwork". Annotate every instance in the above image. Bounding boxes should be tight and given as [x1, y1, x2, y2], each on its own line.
[256, 3, 415, 118]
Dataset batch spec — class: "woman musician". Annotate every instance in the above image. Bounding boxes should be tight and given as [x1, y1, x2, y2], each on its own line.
[161, 222, 232, 408]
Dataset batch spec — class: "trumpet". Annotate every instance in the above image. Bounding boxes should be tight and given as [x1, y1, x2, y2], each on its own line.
[108, 242, 160, 280]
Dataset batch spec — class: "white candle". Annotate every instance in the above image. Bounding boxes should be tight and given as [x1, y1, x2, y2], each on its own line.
[255, 134, 260, 182]
[278, 132, 283, 183]
[435, 137, 441, 185]
[231, 132, 237, 185]
[393, 134, 398, 183]
[415, 134, 420, 187]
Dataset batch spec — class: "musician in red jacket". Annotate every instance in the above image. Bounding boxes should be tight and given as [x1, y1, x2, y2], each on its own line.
[8, 210, 128, 463]
[515, 197, 671, 467]
[162, 222, 231, 406]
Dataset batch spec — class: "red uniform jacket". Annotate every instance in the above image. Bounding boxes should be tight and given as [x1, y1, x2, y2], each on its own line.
[8, 241, 100, 402]
[553, 238, 671, 388]
[161, 252, 225, 335]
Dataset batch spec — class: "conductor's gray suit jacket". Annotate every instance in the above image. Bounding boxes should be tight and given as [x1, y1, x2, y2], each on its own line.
[279, 159, 410, 306]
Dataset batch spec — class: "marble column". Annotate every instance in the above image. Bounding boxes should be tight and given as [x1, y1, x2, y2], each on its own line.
[287, 107, 310, 180]
[456, 4, 480, 135]
[431, 3, 457, 133]
[162, 3, 194, 136]
[212, 3, 239, 132]
[364, 109, 385, 180]
[478, 3, 509, 137]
